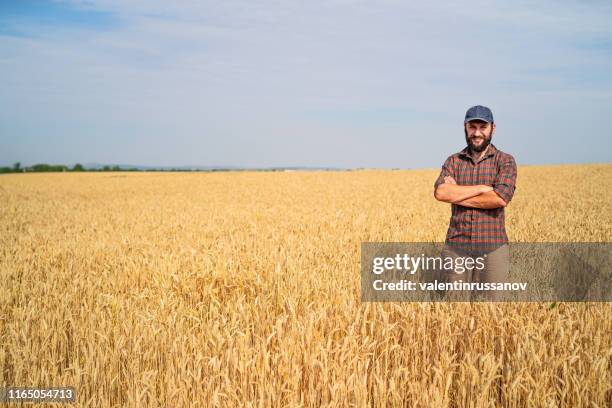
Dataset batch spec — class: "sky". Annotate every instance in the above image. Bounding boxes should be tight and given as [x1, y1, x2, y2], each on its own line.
[1, 0, 611, 169]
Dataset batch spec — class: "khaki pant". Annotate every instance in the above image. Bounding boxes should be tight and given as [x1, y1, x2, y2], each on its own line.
[439, 244, 510, 301]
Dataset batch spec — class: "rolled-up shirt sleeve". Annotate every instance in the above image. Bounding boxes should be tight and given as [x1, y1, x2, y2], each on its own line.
[493, 155, 517, 204]
[434, 156, 455, 190]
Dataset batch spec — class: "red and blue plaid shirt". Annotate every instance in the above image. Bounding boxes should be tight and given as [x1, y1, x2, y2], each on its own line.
[434, 144, 517, 252]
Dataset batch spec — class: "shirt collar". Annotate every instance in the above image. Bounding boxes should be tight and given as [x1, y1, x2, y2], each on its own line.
[459, 143, 498, 161]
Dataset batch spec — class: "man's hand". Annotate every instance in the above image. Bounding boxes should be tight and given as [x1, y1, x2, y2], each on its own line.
[444, 176, 457, 184]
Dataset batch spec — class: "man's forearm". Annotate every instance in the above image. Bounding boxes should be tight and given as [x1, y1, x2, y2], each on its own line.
[434, 183, 492, 204]
[455, 191, 507, 209]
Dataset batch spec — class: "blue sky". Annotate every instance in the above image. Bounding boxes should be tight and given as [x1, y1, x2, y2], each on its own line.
[1, 0, 611, 168]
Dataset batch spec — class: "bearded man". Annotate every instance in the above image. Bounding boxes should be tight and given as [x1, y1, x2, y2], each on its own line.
[433, 105, 517, 300]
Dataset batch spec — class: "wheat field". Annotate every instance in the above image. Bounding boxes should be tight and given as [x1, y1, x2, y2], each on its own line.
[1, 164, 611, 407]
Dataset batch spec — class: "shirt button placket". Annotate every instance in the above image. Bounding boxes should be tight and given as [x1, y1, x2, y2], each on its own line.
[471, 162, 477, 241]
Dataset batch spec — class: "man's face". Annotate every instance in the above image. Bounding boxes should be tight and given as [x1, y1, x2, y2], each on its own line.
[464, 120, 495, 153]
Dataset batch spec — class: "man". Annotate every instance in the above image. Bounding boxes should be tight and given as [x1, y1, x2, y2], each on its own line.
[433, 105, 517, 300]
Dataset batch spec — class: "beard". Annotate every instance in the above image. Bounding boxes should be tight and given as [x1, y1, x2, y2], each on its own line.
[464, 128, 492, 153]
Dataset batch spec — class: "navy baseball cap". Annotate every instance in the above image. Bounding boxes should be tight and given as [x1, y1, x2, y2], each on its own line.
[465, 105, 494, 123]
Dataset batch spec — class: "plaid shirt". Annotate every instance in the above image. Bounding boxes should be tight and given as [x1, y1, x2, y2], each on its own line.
[434, 143, 517, 252]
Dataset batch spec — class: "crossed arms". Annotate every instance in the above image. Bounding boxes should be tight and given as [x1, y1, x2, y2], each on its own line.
[434, 176, 507, 209]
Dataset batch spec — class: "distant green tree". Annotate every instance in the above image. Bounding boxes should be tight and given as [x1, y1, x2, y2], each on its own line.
[111, 165, 121, 171]
[31, 163, 50, 172]
[30, 163, 68, 172]
[72, 163, 84, 172]
[13, 162, 21, 172]
[102, 165, 111, 171]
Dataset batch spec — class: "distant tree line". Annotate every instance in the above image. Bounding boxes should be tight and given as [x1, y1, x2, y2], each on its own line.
[0, 162, 331, 174]
[0, 162, 141, 173]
